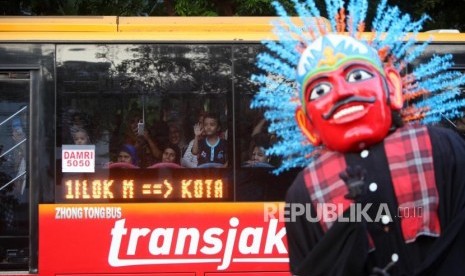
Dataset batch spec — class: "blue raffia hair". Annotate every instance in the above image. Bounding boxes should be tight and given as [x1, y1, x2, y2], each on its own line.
[251, 0, 465, 174]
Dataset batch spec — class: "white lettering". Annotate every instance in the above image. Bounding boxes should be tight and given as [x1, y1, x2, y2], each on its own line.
[148, 228, 174, 255]
[128, 228, 150, 255]
[264, 219, 287, 254]
[238, 227, 263, 254]
[108, 217, 288, 270]
[175, 228, 200, 255]
[54, 207, 83, 219]
[217, 217, 238, 270]
[200, 228, 223, 255]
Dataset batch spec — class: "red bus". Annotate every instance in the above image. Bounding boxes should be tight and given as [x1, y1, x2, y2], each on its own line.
[0, 16, 464, 276]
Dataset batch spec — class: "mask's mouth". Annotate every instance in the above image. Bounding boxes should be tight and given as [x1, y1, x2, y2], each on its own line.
[333, 104, 365, 120]
[322, 96, 376, 123]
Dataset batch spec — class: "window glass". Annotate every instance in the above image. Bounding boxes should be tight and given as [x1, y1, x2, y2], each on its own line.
[56, 43, 297, 203]
[233, 45, 294, 201]
[0, 71, 30, 268]
[56, 44, 231, 202]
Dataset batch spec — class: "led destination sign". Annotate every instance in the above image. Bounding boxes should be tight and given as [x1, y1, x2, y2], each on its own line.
[62, 178, 224, 200]
[57, 169, 229, 202]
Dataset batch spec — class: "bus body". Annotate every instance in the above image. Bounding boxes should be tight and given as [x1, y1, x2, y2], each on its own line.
[0, 16, 464, 276]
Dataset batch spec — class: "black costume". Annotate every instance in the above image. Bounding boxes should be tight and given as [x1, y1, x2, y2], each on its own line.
[285, 125, 465, 275]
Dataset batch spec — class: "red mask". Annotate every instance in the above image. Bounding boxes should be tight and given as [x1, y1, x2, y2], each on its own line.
[296, 60, 403, 152]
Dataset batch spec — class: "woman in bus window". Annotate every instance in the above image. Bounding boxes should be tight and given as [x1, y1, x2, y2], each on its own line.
[117, 144, 139, 166]
[146, 143, 183, 169]
[191, 112, 227, 167]
[105, 144, 139, 169]
[161, 143, 181, 165]
[246, 145, 272, 167]
[243, 133, 274, 168]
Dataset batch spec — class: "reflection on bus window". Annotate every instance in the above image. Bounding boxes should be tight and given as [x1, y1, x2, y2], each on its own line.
[238, 97, 279, 168]
[58, 44, 230, 170]
[56, 43, 297, 203]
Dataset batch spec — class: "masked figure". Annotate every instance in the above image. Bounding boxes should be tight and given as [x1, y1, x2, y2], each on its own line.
[252, 1, 465, 275]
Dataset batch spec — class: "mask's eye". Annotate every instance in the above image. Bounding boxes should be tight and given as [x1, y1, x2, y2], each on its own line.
[347, 69, 373, 82]
[308, 83, 331, 101]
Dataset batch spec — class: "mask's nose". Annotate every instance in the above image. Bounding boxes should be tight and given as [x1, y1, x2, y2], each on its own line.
[331, 77, 355, 100]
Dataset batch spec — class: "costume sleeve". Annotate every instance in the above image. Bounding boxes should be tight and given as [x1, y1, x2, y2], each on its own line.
[415, 127, 465, 274]
[285, 171, 369, 276]
[430, 127, 465, 223]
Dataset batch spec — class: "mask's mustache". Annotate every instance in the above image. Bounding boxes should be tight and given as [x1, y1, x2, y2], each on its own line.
[322, 96, 376, 120]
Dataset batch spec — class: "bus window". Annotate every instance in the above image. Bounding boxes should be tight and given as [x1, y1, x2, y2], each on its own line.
[56, 44, 232, 203]
[233, 44, 294, 201]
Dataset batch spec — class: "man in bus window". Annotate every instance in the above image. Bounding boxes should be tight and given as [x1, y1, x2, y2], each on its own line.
[252, 0, 465, 275]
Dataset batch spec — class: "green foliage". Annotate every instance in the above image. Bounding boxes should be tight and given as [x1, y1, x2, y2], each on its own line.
[9, 0, 464, 31]
[31, 0, 156, 16]
[174, 0, 217, 16]
[235, 0, 275, 15]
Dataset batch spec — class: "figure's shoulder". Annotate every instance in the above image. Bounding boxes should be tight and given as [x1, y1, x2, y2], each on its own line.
[427, 124, 461, 137]
[426, 124, 465, 150]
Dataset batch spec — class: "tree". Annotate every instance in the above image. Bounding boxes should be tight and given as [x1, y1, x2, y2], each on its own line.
[2, 0, 464, 31]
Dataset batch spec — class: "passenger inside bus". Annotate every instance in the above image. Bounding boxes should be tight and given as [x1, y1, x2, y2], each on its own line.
[62, 110, 92, 145]
[70, 127, 90, 145]
[242, 133, 274, 168]
[68, 111, 89, 135]
[147, 143, 183, 168]
[161, 143, 181, 165]
[167, 123, 187, 159]
[192, 112, 228, 168]
[113, 110, 161, 168]
[10, 118, 27, 201]
[107, 144, 139, 169]
[239, 104, 279, 167]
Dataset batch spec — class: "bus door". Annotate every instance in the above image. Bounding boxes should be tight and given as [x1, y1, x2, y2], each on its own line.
[0, 71, 30, 270]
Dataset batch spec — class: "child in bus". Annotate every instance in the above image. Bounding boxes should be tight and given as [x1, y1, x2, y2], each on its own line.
[70, 127, 90, 145]
[191, 112, 227, 167]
